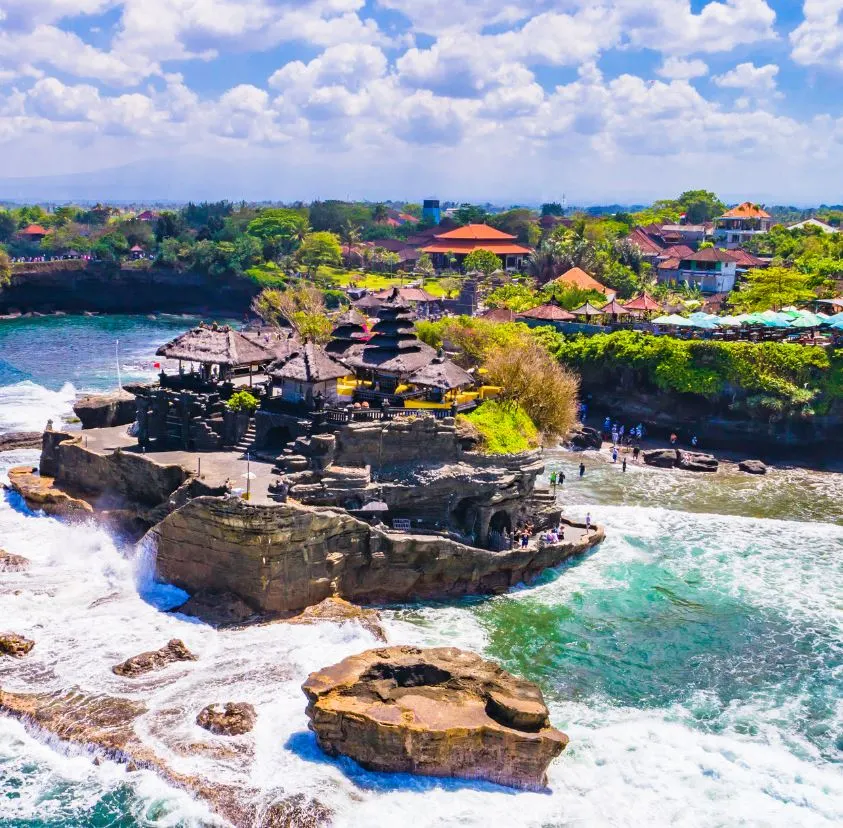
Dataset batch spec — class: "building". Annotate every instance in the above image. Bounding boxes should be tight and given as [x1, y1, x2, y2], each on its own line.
[714, 203, 773, 249]
[267, 343, 349, 407]
[788, 218, 839, 234]
[554, 266, 616, 300]
[658, 224, 707, 246]
[657, 248, 741, 293]
[18, 224, 48, 242]
[422, 199, 441, 225]
[421, 224, 532, 270]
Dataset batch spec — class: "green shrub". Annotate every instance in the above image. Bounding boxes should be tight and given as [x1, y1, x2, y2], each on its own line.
[461, 401, 539, 454]
[226, 389, 259, 413]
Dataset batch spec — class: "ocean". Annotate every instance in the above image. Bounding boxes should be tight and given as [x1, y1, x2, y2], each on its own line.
[0, 315, 841, 827]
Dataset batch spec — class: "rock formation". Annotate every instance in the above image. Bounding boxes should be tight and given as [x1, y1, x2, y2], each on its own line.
[739, 459, 767, 475]
[112, 639, 196, 677]
[643, 448, 719, 472]
[5, 466, 94, 518]
[568, 425, 603, 451]
[173, 589, 259, 627]
[196, 702, 256, 736]
[73, 391, 137, 429]
[303, 645, 568, 790]
[286, 597, 386, 642]
[151, 497, 603, 614]
[0, 633, 35, 657]
[0, 549, 29, 572]
[0, 431, 42, 451]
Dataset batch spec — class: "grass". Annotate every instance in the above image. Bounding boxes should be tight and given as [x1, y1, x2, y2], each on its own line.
[460, 400, 539, 455]
[244, 262, 287, 288]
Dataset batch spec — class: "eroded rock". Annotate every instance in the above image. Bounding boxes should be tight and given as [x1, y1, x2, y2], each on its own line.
[676, 450, 719, 473]
[173, 590, 259, 627]
[303, 645, 568, 790]
[568, 425, 602, 451]
[0, 633, 34, 657]
[286, 596, 386, 642]
[5, 466, 94, 518]
[0, 431, 42, 452]
[739, 459, 767, 475]
[196, 702, 256, 736]
[642, 448, 678, 468]
[0, 549, 29, 572]
[73, 391, 136, 429]
[112, 639, 196, 677]
[258, 795, 333, 828]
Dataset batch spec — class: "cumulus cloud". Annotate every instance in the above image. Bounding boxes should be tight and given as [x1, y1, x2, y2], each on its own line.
[657, 57, 709, 80]
[713, 62, 780, 93]
[790, 0, 843, 70]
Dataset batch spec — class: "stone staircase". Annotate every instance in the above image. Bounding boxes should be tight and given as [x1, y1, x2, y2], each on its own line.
[232, 419, 256, 455]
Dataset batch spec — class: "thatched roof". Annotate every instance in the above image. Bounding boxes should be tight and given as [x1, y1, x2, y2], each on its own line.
[268, 343, 349, 383]
[517, 302, 576, 322]
[334, 308, 367, 327]
[157, 324, 274, 367]
[353, 294, 384, 311]
[343, 340, 438, 376]
[242, 328, 301, 360]
[372, 286, 440, 303]
[409, 357, 474, 390]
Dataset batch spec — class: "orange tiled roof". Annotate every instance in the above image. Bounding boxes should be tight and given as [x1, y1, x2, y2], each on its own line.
[432, 223, 518, 241]
[721, 202, 771, 219]
[421, 241, 531, 255]
[554, 266, 613, 295]
[20, 223, 48, 236]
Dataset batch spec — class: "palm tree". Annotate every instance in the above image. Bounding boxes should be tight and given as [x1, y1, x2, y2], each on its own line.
[340, 221, 361, 268]
[372, 203, 389, 223]
[526, 242, 562, 285]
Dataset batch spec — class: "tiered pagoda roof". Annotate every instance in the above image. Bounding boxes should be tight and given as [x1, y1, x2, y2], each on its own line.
[326, 309, 368, 356]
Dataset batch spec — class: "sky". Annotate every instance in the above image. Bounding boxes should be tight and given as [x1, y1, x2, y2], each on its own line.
[1, 1, 842, 204]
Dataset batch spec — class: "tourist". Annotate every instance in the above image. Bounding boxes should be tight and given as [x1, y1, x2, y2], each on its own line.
[691, 434, 698, 448]
[612, 446, 618, 463]
[579, 461, 585, 478]
[603, 416, 611, 437]
[550, 470, 557, 491]
[611, 428, 618, 446]
[670, 432, 678, 445]
[558, 470, 565, 487]
[520, 532, 529, 548]
[632, 445, 640, 463]
[622, 457, 627, 472]
[585, 512, 592, 535]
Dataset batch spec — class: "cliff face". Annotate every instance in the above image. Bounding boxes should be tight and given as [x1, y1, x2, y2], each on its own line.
[150, 496, 603, 613]
[0, 262, 258, 314]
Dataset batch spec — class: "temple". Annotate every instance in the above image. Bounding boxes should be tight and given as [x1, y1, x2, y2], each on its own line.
[421, 223, 532, 270]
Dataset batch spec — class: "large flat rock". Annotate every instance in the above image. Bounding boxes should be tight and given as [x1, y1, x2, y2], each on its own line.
[303, 645, 568, 790]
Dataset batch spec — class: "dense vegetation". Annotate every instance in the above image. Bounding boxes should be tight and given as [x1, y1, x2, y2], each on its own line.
[460, 401, 539, 454]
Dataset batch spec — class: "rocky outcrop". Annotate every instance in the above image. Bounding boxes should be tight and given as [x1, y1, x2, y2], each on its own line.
[150, 497, 603, 614]
[0, 687, 324, 827]
[112, 639, 196, 677]
[0, 431, 42, 452]
[73, 391, 137, 429]
[196, 702, 256, 736]
[642, 448, 719, 472]
[173, 589, 260, 627]
[286, 596, 386, 642]
[567, 425, 602, 451]
[739, 459, 768, 475]
[303, 645, 568, 790]
[5, 466, 94, 518]
[0, 549, 29, 571]
[0, 633, 35, 657]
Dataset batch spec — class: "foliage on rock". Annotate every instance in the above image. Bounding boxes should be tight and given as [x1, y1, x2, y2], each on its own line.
[226, 390, 260, 413]
[461, 401, 539, 454]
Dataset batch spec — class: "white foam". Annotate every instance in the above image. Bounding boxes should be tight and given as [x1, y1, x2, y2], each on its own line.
[0, 380, 77, 434]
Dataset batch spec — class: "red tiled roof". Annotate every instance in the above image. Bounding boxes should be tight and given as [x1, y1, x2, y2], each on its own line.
[600, 299, 631, 315]
[517, 303, 576, 322]
[658, 258, 681, 269]
[721, 202, 771, 219]
[19, 223, 48, 236]
[730, 249, 765, 267]
[627, 227, 664, 256]
[623, 293, 662, 312]
[432, 223, 517, 241]
[479, 307, 516, 323]
[683, 248, 741, 263]
[421, 241, 531, 255]
[554, 266, 613, 296]
[660, 244, 694, 259]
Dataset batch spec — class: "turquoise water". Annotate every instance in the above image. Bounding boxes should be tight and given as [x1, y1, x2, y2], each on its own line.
[1, 317, 841, 827]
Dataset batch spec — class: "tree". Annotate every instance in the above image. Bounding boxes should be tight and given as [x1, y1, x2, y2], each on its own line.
[483, 338, 579, 442]
[297, 231, 342, 272]
[0, 211, 15, 242]
[463, 248, 500, 275]
[490, 208, 540, 245]
[541, 202, 564, 217]
[251, 284, 333, 343]
[372, 203, 389, 223]
[676, 190, 725, 224]
[526, 242, 562, 284]
[0, 247, 11, 287]
[731, 266, 816, 312]
[454, 204, 489, 225]
[155, 211, 185, 242]
[439, 276, 463, 298]
[246, 208, 309, 255]
[340, 221, 362, 267]
[415, 253, 434, 281]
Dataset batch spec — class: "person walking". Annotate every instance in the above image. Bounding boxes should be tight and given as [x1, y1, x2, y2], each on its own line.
[611, 428, 618, 447]
[559, 470, 565, 487]
[550, 470, 557, 492]
[585, 512, 592, 536]
[579, 461, 585, 478]
[691, 434, 698, 448]
[622, 457, 627, 472]
[632, 444, 640, 463]
[612, 446, 618, 463]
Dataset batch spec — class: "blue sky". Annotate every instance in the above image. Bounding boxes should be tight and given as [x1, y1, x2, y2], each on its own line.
[1, 1, 842, 203]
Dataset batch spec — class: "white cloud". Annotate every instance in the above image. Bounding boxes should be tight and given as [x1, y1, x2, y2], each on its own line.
[657, 56, 709, 80]
[790, 0, 843, 70]
[713, 61, 779, 93]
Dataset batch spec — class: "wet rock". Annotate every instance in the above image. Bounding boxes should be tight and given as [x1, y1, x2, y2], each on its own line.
[73, 391, 137, 429]
[0, 633, 35, 657]
[0, 549, 29, 572]
[642, 448, 678, 468]
[196, 702, 256, 736]
[0, 431, 42, 452]
[258, 795, 333, 828]
[112, 639, 196, 677]
[4, 466, 94, 518]
[286, 596, 386, 642]
[739, 459, 767, 475]
[303, 645, 568, 790]
[173, 589, 259, 627]
[568, 425, 602, 451]
[676, 450, 719, 473]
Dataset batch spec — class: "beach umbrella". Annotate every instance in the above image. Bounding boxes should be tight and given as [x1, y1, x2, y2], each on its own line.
[652, 314, 693, 326]
[570, 302, 604, 318]
[790, 310, 824, 327]
[688, 317, 719, 330]
[822, 311, 843, 325]
[717, 315, 742, 327]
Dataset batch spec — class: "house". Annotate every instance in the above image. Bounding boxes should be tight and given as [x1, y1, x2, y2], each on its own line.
[554, 266, 616, 300]
[627, 227, 665, 263]
[137, 210, 158, 222]
[657, 248, 741, 293]
[267, 343, 349, 407]
[18, 224, 48, 241]
[788, 218, 838, 234]
[714, 203, 773, 249]
[129, 244, 145, 259]
[421, 223, 532, 270]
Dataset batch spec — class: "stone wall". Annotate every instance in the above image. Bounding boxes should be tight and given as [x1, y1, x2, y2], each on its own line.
[150, 496, 602, 613]
[333, 417, 461, 469]
[40, 431, 186, 506]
